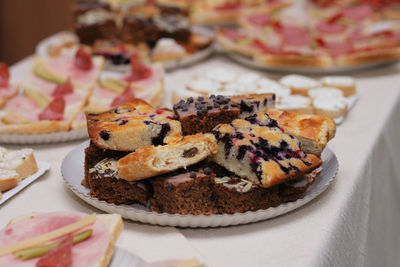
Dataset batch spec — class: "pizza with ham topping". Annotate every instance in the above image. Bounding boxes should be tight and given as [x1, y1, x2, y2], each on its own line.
[217, 1, 400, 68]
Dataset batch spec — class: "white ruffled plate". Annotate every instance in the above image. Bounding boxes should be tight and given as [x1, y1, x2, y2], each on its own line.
[62, 140, 338, 228]
[0, 160, 50, 205]
[226, 51, 399, 74]
[0, 129, 88, 145]
[110, 247, 144, 267]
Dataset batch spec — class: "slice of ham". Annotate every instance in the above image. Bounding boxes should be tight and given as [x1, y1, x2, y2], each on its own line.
[279, 25, 310, 46]
[38, 97, 65, 121]
[317, 38, 353, 56]
[248, 14, 271, 26]
[0, 212, 110, 267]
[125, 64, 164, 88]
[3, 95, 41, 122]
[111, 84, 135, 107]
[52, 79, 74, 97]
[219, 28, 247, 41]
[48, 57, 100, 88]
[251, 39, 281, 54]
[214, 2, 241, 10]
[36, 235, 73, 267]
[0, 63, 10, 87]
[316, 21, 347, 34]
[125, 55, 152, 82]
[341, 4, 373, 21]
[74, 47, 93, 71]
[0, 84, 17, 98]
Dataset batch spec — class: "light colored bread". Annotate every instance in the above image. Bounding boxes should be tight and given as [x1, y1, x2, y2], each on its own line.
[0, 120, 70, 134]
[308, 86, 344, 99]
[212, 115, 322, 188]
[275, 95, 314, 114]
[94, 214, 124, 267]
[0, 148, 38, 180]
[266, 108, 336, 156]
[313, 96, 348, 118]
[87, 99, 182, 151]
[117, 133, 218, 181]
[0, 169, 19, 192]
[321, 76, 356, 97]
[6, 212, 123, 267]
[279, 75, 320, 96]
[216, 32, 256, 58]
[186, 78, 222, 95]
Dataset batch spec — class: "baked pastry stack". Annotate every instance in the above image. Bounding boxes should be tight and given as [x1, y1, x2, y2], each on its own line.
[84, 96, 336, 215]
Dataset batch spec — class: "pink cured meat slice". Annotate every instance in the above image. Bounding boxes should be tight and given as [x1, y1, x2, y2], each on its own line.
[341, 4, 373, 21]
[0, 212, 110, 267]
[248, 14, 271, 26]
[25, 73, 57, 96]
[219, 28, 248, 41]
[48, 57, 100, 88]
[316, 21, 347, 34]
[280, 25, 310, 46]
[125, 64, 164, 88]
[3, 95, 41, 122]
[0, 84, 16, 98]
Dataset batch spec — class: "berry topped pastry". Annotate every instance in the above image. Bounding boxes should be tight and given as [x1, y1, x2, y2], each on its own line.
[87, 99, 182, 151]
[212, 111, 322, 188]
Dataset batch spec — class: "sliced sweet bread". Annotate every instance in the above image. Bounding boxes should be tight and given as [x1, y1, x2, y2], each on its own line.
[87, 99, 182, 151]
[0, 169, 19, 192]
[117, 133, 218, 181]
[212, 112, 322, 188]
[266, 108, 336, 156]
[0, 148, 38, 180]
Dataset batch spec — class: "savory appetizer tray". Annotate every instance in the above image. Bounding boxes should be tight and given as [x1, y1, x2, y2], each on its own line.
[217, 1, 400, 73]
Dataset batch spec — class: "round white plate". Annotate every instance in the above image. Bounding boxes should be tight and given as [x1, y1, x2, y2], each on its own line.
[62, 140, 338, 228]
[226, 51, 399, 74]
[0, 129, 88, 145]
[36, 27, 215, 72]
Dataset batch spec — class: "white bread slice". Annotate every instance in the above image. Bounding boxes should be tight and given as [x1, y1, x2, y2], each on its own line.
[93, 214, 124, 267]
[0, 169, 19, 192]
[7, 213, 123, 267]
[0, 149, 38, 180]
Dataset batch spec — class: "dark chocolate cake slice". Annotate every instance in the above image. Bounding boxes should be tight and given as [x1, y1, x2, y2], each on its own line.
[84, 142, 150, 205]
[74, 0, 118, 45]
[173, 95, 240, 135]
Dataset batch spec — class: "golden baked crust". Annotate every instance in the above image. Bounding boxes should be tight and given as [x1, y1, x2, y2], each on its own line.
[87, 99, 182, 151]
[0, 121, 70, 134]
[213, 113, 322, 188]
[266, 108, 336, 156]
[336, 47, 400, 67]
[117, 133, 218, 181]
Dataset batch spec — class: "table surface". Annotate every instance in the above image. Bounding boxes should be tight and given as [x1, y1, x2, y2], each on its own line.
[1, 54, 400, 267]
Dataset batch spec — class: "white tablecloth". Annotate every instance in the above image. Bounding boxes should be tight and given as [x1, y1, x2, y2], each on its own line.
[2, 55, 400, 267]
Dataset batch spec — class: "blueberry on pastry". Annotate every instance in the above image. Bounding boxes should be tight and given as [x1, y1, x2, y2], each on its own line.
[212, 112, 322, 188]
[87, 99, 182, 151]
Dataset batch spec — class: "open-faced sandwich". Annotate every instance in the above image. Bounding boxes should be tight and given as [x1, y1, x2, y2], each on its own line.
[83, 94, 336, 215]
[0, 212, 123, 267]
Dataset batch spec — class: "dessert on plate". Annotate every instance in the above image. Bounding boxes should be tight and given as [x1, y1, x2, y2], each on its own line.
[83, 95, 336, 215]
